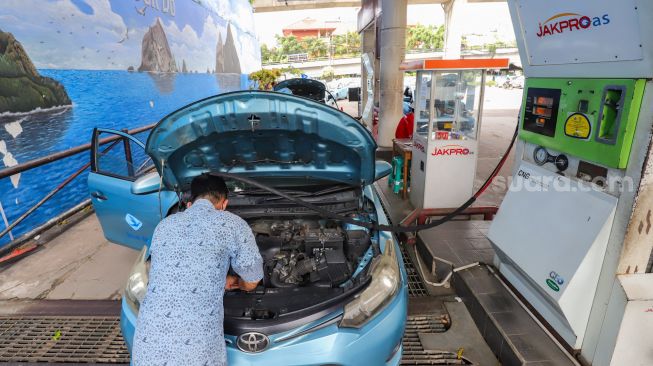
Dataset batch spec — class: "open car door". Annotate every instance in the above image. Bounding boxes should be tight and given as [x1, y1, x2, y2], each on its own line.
[87, 128, 178, 250]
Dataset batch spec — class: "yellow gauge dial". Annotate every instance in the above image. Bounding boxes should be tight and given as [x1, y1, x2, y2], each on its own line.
[564, 113, 591, 139]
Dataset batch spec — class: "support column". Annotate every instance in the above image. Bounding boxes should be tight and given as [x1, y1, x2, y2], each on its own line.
[378, 0, 407, 148]
[443, 0, 466, 59]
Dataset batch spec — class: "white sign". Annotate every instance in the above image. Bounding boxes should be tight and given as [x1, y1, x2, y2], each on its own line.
[516, 0, 642, 65]
[362, 53, 374, 120]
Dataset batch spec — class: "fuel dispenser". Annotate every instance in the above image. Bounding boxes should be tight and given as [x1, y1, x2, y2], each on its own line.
[489, 1, 653, 364]
[402, 59, 509, 209]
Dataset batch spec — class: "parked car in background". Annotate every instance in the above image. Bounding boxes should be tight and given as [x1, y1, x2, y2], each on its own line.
[88, 91, 409, 366]
[274, 78, 339, 108]
[502, 75, 524, 89]
[510, 75, 524, 89]
[330, 79, 362, 101]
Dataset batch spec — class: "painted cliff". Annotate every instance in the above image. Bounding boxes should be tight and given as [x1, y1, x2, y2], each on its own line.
[138, 19, 177, 73]
[215, 32, 225, 74]
[223, 24, 242, 74]
[0, 30, 71, 114]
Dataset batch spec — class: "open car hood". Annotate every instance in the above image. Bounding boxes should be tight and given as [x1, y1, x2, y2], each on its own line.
[146, 91, 377, 190]
[274, 78, 326, 102]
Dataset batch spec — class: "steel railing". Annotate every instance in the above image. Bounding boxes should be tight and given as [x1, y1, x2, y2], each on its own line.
[0, 123, 156, 249]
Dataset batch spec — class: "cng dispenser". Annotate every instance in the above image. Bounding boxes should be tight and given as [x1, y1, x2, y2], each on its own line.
[489, 1, 653, 364]
[402, 59, 509, 209]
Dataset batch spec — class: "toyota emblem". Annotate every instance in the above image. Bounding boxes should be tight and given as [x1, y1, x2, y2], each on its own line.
[237, 332, 269, 353]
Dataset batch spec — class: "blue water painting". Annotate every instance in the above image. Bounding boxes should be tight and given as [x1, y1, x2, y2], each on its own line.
[0, 70, 247, 246]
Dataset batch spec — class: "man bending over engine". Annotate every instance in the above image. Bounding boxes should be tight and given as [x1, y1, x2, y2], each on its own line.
[132, 173, 263, 366]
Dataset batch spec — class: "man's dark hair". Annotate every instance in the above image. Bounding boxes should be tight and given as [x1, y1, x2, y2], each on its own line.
[190, 174, 229, 203]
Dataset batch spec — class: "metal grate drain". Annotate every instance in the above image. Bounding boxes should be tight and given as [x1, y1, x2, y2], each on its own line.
[0, 315, 461, 364]
[401, 243, 429, 297]
[402, 315, 468, 365]
[0, 316, 129, 363]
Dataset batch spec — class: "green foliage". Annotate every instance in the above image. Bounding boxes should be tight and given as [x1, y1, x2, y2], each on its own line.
[486, 80, 497, 87]
[407, 24, 444, 51]
[249, 69, 282, 90]
[321, 67, 335, 82]
[280, 66, 302, 76]
[276, 35, 304, 55]
[302, 37, 328, 58]
[261, 32, 361, 64]
[330, 31, 361, 58]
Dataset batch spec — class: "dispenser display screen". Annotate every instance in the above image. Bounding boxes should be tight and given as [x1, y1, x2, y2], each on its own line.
[535, 96, 554, 108]
[534, 106, 552, 118]
[523, 88, 561, 137]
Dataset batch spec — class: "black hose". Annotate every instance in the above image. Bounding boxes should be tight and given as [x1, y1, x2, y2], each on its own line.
[211, 124, 519, 233]
[270, 269, 295, 288]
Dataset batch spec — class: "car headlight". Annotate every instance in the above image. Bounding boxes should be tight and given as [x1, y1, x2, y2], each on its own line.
[124, 246, 149, 313]
[340, 239, 400, 328]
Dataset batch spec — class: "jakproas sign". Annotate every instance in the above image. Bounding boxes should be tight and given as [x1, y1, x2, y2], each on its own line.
[515, 0, 642, 65]
[536, 12, 610, 38]
[432, 145, 474, 157]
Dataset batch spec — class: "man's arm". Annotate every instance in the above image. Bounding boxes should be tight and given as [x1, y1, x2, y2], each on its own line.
[238, 278, 259, 291]
[230, 218, 264, 292]
[225, 274, 259, 292]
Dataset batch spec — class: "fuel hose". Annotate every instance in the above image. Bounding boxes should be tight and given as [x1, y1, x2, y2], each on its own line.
[211, 124, 518, 233]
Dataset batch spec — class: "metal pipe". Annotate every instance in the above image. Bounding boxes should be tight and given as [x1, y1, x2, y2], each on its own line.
[0, 140, 120, 240]
[0, 123, 154, 179]
[121, 128, 135, 177]
[400, 206, 499, 227]
[0, 199, 91, 257]
[0, 200, 13, 241]
[413, 244, 480, 288]
[0, 163, 90, 239]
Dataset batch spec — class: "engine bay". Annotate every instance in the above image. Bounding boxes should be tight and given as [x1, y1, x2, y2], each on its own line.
[249, 217, 373, 289]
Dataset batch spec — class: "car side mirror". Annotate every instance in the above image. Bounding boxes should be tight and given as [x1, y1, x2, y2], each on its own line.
[375, 160, 392, 181]
[131, 172, 161, 195]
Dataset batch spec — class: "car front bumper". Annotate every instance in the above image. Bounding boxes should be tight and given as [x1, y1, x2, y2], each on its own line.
[121, 284, 407, 366]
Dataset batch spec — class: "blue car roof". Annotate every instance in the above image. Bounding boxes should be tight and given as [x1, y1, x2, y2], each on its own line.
[145, 91, 377, 190]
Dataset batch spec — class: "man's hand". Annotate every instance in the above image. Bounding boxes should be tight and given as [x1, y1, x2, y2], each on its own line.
[238, 278, 260, 292]
[225, 275, 240, 291]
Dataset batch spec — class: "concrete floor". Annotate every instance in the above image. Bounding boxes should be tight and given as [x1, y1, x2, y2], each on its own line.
[0, 87, 522, 302]
[0, 215, 138, 300]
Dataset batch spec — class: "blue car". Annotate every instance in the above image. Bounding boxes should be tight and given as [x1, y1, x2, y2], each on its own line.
[88, 91, 408, 365]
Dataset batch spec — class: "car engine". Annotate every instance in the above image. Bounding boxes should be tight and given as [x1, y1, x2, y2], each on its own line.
[248, 218, 371, 288]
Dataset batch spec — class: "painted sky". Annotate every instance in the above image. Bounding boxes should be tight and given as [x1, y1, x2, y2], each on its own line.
[0, 0, 261, 73]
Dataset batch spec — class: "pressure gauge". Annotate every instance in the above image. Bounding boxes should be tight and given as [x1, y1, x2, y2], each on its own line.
[533, 146, 549, 165]
[555, 154, 569, 172]
[532, 146, 569, 172]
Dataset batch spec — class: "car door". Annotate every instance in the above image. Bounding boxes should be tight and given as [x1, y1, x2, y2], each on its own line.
[88, 128, 178, 250]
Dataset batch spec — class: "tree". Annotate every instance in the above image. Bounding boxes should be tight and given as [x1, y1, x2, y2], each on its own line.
[301, 37, 327, 58]
[249, 69, 282, 90]
[330, 31, 361, 58]
[261, 31, 364, 65]
[276, 35, 304, 55]
[280, 66, 302, 77]
[407, 24, 444, 51]
[321, 66, 335, 81]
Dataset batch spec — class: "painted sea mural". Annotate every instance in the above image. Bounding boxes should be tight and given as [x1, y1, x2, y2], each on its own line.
[0, 0, 261, 246]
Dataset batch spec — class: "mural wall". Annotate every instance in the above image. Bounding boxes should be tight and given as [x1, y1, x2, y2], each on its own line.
[0, 0, 261, 246]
